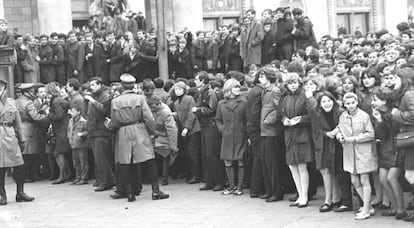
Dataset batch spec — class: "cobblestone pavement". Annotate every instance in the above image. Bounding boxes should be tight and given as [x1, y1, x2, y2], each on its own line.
[0, 178, 413, 228]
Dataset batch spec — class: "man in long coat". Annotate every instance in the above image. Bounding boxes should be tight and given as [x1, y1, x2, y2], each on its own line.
[78, 33, 105, 81]
[105, 31, 124, 83]
[107, 74, 169, 202]
[38, 35, 55, 83]
[15, 83, 47, 183]
[66, 31, 85, 83]
[245, 9, 264, 67]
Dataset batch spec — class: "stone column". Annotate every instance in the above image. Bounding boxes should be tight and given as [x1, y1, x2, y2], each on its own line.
[37, 0, 72, 34]
[172, 0, 203, 33]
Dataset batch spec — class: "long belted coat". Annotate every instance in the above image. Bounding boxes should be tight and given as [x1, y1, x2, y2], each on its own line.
[0, 97, 26, 168]
[15, 95, 47, 155]
[109, 90, 156, 164]
[216, 96, 248, 161]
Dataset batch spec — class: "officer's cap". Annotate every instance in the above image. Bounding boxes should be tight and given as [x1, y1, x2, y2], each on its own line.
[120, 74, 136, 84]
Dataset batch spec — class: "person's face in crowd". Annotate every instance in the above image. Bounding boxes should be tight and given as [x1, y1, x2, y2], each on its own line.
[79, 36, 86, 44]
[58, 37, 66, 45]
[368, 52, 378, 65]
[304, 80, 317, 93]
[95, 36, 103, 44]
[325, 40, 334, 49]
[66, 83, 74, 94]
[320, 95, 334, 112]
[334, 40, 341, 48]
[178, 42, 186, 50]
[385, 49, 399, 63]
[16, 37, 23, 46]
[308, 68, 318, 77]
[147, 37, 156, 47]
[68, 107, 81, 118]
[343, 97, 358, 113]
[50, 36, 58, 45]
[305, 46, 313, 56]
[40, 37, 48, 46]
[126, 33, 134, 41]
[374, 43, 382, 51]
[383, 74, 396, 89]
[89, 80, 101, 93]
[275, 11, 284, 20]
[387, 42, 398, 50]
[133, 83, 143, 94]
[60, 87, 69, 99]
[85, 36, 93, 46]
[111, 86, 121, 97]
[319, 49, 326, 57]
[205, 32, 212, 41]
[355, 52, 366, 61]
[37, 87, 46, 99]
[137, 31, 145, 40]
[287, 80, 300, 93]
[106, 33, 115, 43]
[197, 32, 205, 41]
[396, 58, 407, 68]
[371, 94, 387, 110]
[264, 24, 272, 33]
[362, 75, 376, 89]
[258, 73, 270, 87]
[231, 29, 239, 37]
[402, 34, 410, 43]
[351, 64, 364, 74]
[0, 23, 7, 32]
[194, 76, 204, 88]
[68, 33, 77, 43]
[336, 63, 347, 75]
[28, 37, 36, 48]
[246, 11, 255, 21]
[363, 44, 372, 52]
[222, 26, 229, 36]
[149, 102, 161, 112]
[293, 13, 302, 21]
[262, 10, 271, 21]
[342, 78, 355, 93]
[393, 75, 403, 90]
[174, 87, 185, 97]
[169, 45, 177, 53]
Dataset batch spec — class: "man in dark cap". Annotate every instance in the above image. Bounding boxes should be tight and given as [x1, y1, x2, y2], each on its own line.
[15, 83, 48, 183]
[0, 79, 35, 205]
[106, 73, 169, 202]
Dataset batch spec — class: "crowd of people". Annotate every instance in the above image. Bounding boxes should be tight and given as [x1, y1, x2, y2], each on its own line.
[1, 5, 414, 223]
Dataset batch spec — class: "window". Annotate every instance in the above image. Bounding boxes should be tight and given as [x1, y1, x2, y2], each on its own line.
[336, 12, 369, 36]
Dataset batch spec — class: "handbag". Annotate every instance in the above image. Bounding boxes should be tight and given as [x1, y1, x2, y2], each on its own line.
[396, 131, 414, 149]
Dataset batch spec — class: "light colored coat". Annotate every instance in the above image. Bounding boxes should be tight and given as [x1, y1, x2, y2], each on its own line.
[15, 95, 46, 155]
[110, 90, 156, 164]
[338, 108, 377, 174]
[245, 19, 264, 65]
[0, 97, 25, 168]
[152, 103, 178, 153]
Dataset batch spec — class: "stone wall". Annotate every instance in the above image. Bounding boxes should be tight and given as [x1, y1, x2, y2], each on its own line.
[3, 0, 38, 35]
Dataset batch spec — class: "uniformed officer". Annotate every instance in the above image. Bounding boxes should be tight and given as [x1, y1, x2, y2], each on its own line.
[15, 83, 47, 182]
[0, 79, 35, 206]
[106, 74, 169, 202]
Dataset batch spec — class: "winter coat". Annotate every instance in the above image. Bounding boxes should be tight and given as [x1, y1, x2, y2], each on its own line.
[192, 39, 208, 71]
[66, 41, 85, 83]
[391, 89, 414, 133]
[261, 84, 283, 137]
[245, 19, 264, 65]
[216, 96, 248, 161]
[86, 87, 112, 138]
[282, 89, 314, 165]
[173, 94, 201, 135]
[227, 36, 243, 72]
[307, 96, 343, 170]
[21, 47, 39, 83]
[47, 96, 71, 154]
[15, 95, 47, 155]
[338, 108, 377, 174]
[51, 43, 66, 85]
[109, 90, 156, 164]
[194, 85, 218, 128]
[124, 53, 144, 82]
[0, 97, 25, 168]
[67, 116, 88, 149]
[152, 103, 178, 156]
[79, 43, 106, 81]
[246, 84, 263, 137]
[105, 40, 124, 82]
[292, 17, 318, 51]
[38, 45, 56, 83]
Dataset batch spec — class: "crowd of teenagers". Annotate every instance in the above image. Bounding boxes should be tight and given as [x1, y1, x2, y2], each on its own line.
[1, 5, 414, 222]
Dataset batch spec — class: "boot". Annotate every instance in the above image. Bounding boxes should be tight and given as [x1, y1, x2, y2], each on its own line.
[151, 182, 169, 200]
[15, 182, 34, 202]
[0, 187, 7, 205]
[126, 185, 135, 202]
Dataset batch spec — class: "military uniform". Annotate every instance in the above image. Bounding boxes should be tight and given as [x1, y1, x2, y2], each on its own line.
[108, 74, 169, 202]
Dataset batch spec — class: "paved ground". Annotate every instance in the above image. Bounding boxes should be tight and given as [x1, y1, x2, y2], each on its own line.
[0, 178, 413, 228]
